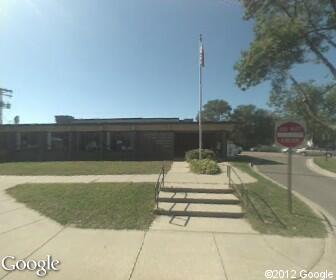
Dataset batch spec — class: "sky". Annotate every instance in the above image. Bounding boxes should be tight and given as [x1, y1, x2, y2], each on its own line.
[0, 0, 334, 124]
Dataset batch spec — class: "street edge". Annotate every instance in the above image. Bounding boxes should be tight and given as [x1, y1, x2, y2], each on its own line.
[306, 158, 336, 179]
[252, 164, 336, 273]
[252, 164, 336, 230]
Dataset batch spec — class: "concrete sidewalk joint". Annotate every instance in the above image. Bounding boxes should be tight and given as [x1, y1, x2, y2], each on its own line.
[0, 161, 334, 279]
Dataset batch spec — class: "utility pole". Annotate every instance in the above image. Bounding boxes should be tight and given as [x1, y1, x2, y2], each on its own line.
[0, 88, 13, 125]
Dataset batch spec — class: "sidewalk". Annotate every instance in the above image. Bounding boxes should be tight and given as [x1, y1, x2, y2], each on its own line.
[0, 174, 158, 190]
[0, 162, 335, 279]
[0, 161, 256, 187]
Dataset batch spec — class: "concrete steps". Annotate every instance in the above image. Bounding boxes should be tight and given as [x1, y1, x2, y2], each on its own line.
[160, 186, 234, 194]
[158, 192, 240, 205]
[155, 185, 245, 219]
[155, 203, 244, 218]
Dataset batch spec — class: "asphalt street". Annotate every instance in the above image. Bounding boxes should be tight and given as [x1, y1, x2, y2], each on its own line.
[244, 152, 336, 221]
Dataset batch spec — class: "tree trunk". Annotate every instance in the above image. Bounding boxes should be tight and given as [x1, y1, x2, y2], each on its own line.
[276, 0, 336, 79]
[305, 39, 336, 79]
[289, 75, 336, 131]
[330, 0, 336, 12]
[318, 34, 336, 49]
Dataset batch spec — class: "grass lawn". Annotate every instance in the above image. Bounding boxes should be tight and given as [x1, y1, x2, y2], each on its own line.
[314, 157, 336, 173]
[7, 183, 155, 230]
[0, 161, 172, 176]
[230, 156, 327, 238]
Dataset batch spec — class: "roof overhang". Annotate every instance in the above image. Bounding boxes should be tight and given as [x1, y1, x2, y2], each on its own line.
[0, 122, 236, 133]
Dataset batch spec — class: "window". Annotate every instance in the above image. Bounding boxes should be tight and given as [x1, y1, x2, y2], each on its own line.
[79, 132, 100, 152]
[50, 132, 69, 151]
[109, 133, 134, 152]
[21, 133, 39, 150]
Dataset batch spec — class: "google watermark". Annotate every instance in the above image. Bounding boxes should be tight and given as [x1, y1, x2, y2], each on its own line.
[264, 269, 334, 279]
[1, 255, 60, 277]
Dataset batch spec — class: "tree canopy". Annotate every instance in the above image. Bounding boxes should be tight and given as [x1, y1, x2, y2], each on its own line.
[230, 104, 275, 149]
[235, 0, 336, 130]
[197, 99, 232, 121]
[197, 100, 276, 149]
[269, 81, 336, 146]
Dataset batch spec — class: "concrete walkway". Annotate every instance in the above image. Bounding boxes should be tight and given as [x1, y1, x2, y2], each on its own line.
[0, 161, 255, 186]
[0, 162, 335, 279]
[0, 174, 158, 186]
[165, 162, 256, 185]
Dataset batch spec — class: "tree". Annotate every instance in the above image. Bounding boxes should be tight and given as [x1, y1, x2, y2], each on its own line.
[197, 99, 232, 121]
[269, 81, 336, 147]
[235, 0, 336, 130]
[230, 105, 276, 149]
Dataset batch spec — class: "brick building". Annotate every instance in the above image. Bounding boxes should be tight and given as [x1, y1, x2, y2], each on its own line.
[0, 116, 235, 162]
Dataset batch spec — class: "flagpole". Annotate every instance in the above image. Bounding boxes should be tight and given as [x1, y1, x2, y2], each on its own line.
[199, 34, 203, 160]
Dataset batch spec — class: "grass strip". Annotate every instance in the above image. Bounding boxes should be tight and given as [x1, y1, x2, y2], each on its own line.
[314, 157, 336, 174]
[7, 183, 155, 230]
[231, 157, 327, 238]
[0, 161, 172, 176]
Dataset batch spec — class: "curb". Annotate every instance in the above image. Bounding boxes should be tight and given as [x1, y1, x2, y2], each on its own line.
[306, 158, 336, 179]
[252, 164, 336, 276]
[252, 164, 336, 229]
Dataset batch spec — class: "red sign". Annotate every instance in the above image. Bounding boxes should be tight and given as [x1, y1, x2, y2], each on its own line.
[275, 121, 306, 148]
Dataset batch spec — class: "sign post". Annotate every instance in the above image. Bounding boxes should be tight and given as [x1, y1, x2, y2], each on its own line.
[287, 147, 293, 213]
[275, 121, 306, 214]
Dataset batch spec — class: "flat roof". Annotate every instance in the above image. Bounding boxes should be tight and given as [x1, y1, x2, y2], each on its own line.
[0, 120, 236, 133]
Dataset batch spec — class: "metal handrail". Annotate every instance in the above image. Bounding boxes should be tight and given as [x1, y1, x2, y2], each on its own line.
[155, 166, 165, 209]
[227, 164, 249, 208]
[227, 163, 286, 228]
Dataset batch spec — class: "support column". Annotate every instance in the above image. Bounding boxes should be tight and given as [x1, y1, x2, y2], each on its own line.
[68, 132, 72, 160]
[16, 132, 21, 151]
[99, 131, 104, 160]
[106, 132, 111, 150]
[76, 132, 80, 152]
[38, 132, 44, 161]
[221, 132, 227, 158]
[47, 132, 52, 150]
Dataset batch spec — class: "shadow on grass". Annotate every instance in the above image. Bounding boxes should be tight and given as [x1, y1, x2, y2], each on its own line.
[230, 160, 327, 237]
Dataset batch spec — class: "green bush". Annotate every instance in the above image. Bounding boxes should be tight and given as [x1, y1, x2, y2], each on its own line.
[189, 159, 221, 175]
[185, 149, 216, 162]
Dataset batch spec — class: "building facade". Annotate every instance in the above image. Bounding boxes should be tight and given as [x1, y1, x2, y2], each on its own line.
[0, 117, 235, 162]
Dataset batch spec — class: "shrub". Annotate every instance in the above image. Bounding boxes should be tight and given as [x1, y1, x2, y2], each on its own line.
[185, 149, 216, 162]
[189, 159, 221, 175]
